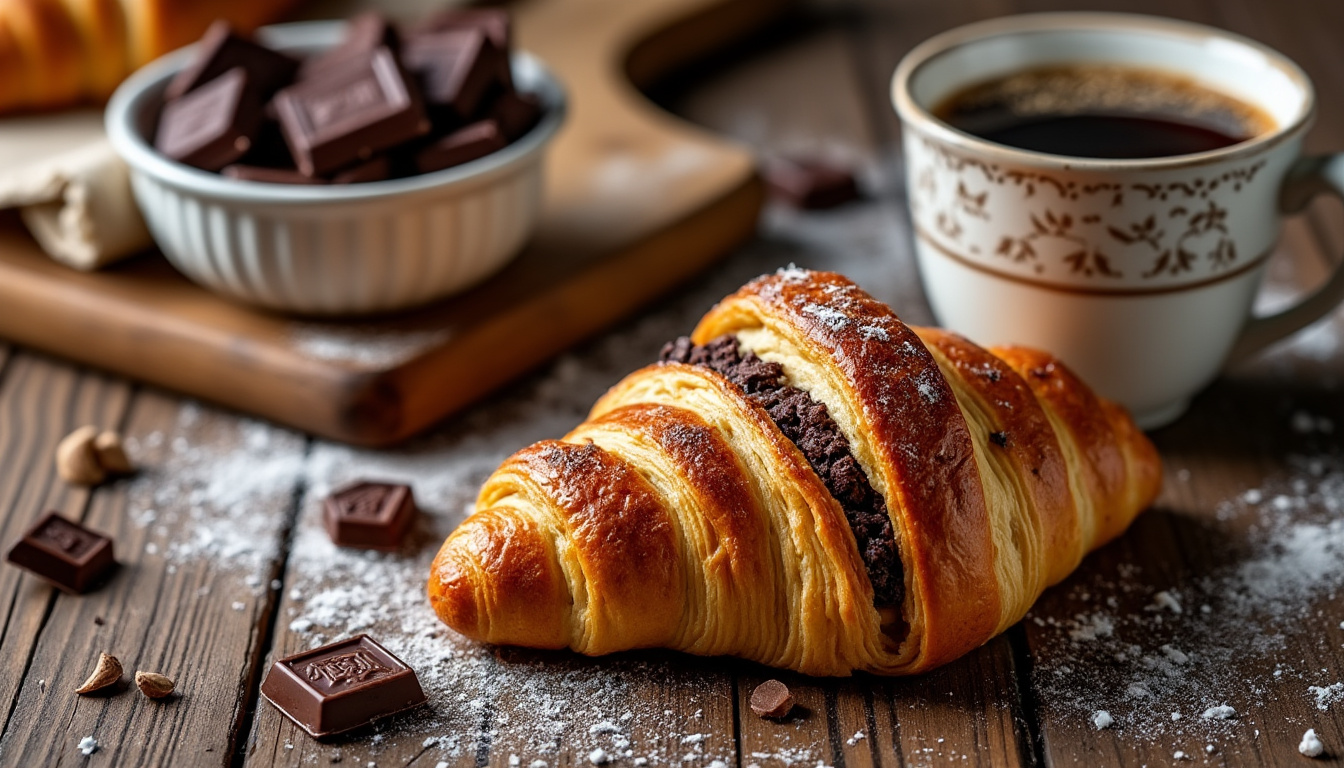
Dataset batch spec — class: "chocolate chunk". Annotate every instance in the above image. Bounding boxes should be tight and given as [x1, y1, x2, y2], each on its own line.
[300, 12, 402, 81]
[260, 635, 427, 738]
[662, 336, 903, 610]
[323, 482, 417, 550]
[223, 165, 327, 184]
[273, 47, 431, 177]
[413, 8, 511, 49]
[164, 20, 300, 102]
[415, 120, 506, 174]
[403, 30, 506, 120]
[5, 512, 116, 594]
[155, 67, 263, 171]
[750, 680, 794, 719]
[762, 156, 861, 210]
[490, 90, 541, 140]
[331, 155, 392, 184]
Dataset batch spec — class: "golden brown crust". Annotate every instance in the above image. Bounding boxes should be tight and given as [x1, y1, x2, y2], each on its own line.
[990, 345, 1161, 546]
[127, 0, 297, 66]
[428, 269, 1161, 676]
[3, 0, 84, 110]
[691, 270, 1002, 672]
[914, 328, 1081, 587]
[580, 403, 769, 589]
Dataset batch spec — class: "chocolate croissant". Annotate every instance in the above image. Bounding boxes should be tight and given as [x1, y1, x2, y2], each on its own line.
[428, 269, 1161, 676]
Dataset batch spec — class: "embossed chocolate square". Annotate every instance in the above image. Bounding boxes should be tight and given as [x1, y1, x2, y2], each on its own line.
[323, 481, 417, 550]
[260, 635, 426, 738]
[5, 512, 116, 593]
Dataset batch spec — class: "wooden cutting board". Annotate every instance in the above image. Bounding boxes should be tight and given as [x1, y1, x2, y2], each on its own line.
[0, 0, 779, 446]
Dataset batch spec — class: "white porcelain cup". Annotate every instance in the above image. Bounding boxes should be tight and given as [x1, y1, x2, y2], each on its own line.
[892, 13, 1344, 428]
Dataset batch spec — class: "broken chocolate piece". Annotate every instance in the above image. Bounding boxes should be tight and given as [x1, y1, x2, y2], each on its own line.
[323, 482, 417, 550]
[762, 156, 861, 210]
[403, 30, 505, 120]
[260, 635, 427, 738]
[222, 165, 327, 184]
[490, 90, 541, 141]
[331, 156, 392, 184]
[413, 7, 511, 49]
[164, 20, 300, 102]
[155, 67, 263, 171]
[750, 679, 794, 719]
[5, 512, 116, 594]
[273, 47, 430, 177]
[300, 12, 402, 80]
[415, 120, 506, 174]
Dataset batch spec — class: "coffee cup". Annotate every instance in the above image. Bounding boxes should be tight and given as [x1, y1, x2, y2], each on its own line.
[892, 12, 1344, 428]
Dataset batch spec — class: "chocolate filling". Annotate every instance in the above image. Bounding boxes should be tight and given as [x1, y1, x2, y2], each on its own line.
[660, 335, 903, 610]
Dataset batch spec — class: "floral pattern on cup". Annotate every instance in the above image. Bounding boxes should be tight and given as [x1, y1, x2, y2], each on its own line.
[909, 132, 1270, 288]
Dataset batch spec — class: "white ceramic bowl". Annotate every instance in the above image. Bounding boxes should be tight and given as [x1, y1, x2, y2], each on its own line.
[106, 21, 566, 315]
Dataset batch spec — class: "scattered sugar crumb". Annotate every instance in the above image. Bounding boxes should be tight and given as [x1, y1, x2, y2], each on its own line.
[1202, 705, 1235, 720]
[78, 736, 97, 756]
[1151, 591, 1183, 614]
[1300, 729, 1324, 757]
[1310, 683, 1344, 710]
[845, 730, 866, 746]
[1092, 711, 1114, 730]
[588, 748, 610, 765]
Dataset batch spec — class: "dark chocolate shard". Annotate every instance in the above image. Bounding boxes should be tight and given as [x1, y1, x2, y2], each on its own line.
[490, 90, 541, 141]
[155, 67, 263, 171]
[300, 11, 402, 81]
[5, 512, 116, 594]
[164, 20, 300, 102]
[413, 7, 511, 49]
[331, 156, 392, 184]
[762, 156, 861, 210]
[273, 47, 431, 177]
[222, 165, 327, 184]
[415, 120, 506, 173]
[260, 635, 427, 739]
[322, 481, 417, 549]
[403, 30, 505, 120]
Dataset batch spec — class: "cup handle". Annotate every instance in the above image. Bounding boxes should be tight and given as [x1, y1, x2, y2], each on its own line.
[1226, 153, 1344, 365]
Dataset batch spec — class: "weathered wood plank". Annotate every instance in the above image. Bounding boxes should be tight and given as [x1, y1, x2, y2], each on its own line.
[0, 390, 306, 766]
[0, 354, 132, 747]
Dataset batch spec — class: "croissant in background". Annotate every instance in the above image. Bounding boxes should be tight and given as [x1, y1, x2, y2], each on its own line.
[0, 0, 297, 113]
[429, 269, 1162, 676]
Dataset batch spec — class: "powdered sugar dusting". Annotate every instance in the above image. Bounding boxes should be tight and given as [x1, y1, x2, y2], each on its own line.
[1028, 443, 1344, 747]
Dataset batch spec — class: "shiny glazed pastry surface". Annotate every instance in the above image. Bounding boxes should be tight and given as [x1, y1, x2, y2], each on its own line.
[429, 269, 1161, 676]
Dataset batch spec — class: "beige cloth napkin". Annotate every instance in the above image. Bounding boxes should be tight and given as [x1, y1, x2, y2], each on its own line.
[0, 109, 151, 270]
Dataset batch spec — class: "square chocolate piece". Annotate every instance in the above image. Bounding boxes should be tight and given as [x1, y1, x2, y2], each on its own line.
[415, 120, 506, 174]
[403, 30, 506, 120]
[323, 482, 417, 550]
[155, 67, 264, 171]
[273, 47, 430, 178]
[260, 635, 426, 738]
[6, 512, 115, 594]
[490, 90, 541, 141]
[164, 20, 300, 102]
[299, 12, 402, 81]
[414, 8, 511, 49]
[762, 156, 861, 210]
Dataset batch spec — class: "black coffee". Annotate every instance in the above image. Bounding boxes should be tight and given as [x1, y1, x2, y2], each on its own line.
[934, 65, 1273, 159]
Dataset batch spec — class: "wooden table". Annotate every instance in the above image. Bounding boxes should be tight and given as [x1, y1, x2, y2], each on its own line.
[3, 0, 1344, 765]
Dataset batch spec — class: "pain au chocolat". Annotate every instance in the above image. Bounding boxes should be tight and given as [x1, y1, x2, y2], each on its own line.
[428, 269, 1160, 676]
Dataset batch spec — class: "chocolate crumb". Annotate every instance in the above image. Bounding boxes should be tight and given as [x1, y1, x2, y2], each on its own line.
[750, 680, 794, 719]
[93, 616, 104, 626]
[990, 431, 1008, 447]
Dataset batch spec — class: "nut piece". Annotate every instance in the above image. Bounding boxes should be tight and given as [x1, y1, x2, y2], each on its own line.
[749, 679, 794, 719]
[93, 432, 134, 475]
[56, 426, 105, 486]
[75, 653, 122, 695]
[134, 671, 175, 699]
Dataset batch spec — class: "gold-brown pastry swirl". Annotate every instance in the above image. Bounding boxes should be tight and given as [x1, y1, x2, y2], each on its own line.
[428, 269, 1161, 675]
[0, 0, 296, 113]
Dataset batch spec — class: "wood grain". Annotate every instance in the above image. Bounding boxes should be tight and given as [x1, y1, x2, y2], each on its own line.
[3, 1, 1344, 766]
